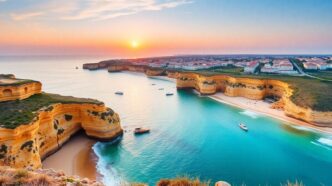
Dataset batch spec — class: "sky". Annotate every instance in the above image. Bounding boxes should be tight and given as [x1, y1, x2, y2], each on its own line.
[0, 0, 332, 57]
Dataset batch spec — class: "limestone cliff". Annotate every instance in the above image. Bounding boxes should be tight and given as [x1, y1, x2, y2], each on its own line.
[0, 75, 42, 102]
[175, 72, 332, 126]
[107, 64, 166, 77]
[0, 102, 122, 169]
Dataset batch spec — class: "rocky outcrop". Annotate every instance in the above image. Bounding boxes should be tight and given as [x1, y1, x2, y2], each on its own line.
[175, 72, 332, 126]
[0, 75, 42, 102]
[83, 63, 100, 70]
[107, 64, 166, 77]
[0, 166, 103, 185]
[0, 103, 122, 169]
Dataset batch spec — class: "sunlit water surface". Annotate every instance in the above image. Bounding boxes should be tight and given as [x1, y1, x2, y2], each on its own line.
[1, 56, 332, 186]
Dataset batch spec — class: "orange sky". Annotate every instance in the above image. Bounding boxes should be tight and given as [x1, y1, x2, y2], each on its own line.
[0, 0, 331, 56]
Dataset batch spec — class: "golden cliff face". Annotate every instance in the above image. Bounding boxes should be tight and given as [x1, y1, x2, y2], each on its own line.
[175, 72, 332, 126]
[108, 64, 166, 76]
[0, 82, 42, 102]
[0, 103, 122, 169]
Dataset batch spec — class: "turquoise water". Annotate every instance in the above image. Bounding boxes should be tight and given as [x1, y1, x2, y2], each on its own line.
[1, 56, 332, 186]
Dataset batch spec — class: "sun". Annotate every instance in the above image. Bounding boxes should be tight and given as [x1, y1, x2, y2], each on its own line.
[130, 40, 140, 49]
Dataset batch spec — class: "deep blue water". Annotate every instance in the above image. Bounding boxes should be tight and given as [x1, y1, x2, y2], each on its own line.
[1, 56, 332, 186]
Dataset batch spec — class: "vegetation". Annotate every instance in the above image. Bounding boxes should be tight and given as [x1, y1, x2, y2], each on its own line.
[0, 167, 100, 186]
[308, 70, 332, 81]
[0, 93, 103, 129]
[0, 74, 38, 86]
[157, 176, 210, 186]
[186, 70, 332, 111]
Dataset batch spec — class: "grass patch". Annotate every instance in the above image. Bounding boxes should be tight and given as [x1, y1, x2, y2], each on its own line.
[308, 70, 332, 80]
[0, 93, 103, 129]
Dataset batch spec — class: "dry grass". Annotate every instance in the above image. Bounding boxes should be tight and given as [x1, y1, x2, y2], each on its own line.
[0, 167, 55, 186]
[157, 176, 210, 186]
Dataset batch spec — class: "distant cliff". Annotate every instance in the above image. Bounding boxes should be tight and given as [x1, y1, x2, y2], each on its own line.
[175, 72, 332, 126]
[82, 62, 332, 126]
[0, 74, 42, 102]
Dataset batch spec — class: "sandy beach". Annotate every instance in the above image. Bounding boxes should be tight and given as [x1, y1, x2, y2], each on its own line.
[209, 93, 332, 134]
[42, 132, 100, 180]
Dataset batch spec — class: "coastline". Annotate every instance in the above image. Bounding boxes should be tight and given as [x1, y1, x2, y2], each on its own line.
[208, 93, 332, 134]
[149, 75, 332, 134]
[42, 132, 100, 180]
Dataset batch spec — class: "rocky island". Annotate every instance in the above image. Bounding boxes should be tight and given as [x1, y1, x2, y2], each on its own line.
[0, 74, 123, 184]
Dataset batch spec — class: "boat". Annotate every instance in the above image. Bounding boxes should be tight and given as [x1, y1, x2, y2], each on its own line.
[239, 123, 248, 131]
[166, 93, 174, 96]
[151, 83, 156, 86]
[158, 88, 164, 90]
[134, 127, 150, 135]
[115, 91, 124, 95]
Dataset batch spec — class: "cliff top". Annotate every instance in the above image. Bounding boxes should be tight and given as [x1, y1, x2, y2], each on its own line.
[0, 74, 38, 86]
[0, 93, 103, 129]
[0, 166, 103, 186]
[188, 70, 332, 112]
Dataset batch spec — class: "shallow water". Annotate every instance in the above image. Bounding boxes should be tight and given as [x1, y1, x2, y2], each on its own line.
[1, 56, 332, 186]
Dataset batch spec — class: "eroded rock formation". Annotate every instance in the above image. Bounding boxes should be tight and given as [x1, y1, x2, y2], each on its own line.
[174, 72, 332, 126]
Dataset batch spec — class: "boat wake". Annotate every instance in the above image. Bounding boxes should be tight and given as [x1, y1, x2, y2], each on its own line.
[240, 110, 261, 119]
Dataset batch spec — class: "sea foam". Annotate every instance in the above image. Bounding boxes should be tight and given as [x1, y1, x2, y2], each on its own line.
[240, 110, 261, 119]
[317, 137, 332, 147]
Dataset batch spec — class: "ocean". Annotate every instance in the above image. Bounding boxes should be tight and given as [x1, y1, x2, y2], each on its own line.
[1, 56, 332, 186]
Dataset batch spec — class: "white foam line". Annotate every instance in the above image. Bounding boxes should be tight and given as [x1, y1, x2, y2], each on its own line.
[311, 141, 332, 151]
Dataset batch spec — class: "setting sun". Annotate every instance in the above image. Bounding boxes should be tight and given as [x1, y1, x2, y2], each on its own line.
[130, 40, 140, 49]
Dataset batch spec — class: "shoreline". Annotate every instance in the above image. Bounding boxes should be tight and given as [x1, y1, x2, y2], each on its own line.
[42, 132, 100, 180]
[150, 75, 332, 134]
[208, 92, 332, 135]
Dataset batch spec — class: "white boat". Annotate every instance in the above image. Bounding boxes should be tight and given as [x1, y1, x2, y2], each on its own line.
[239, 123, 248, 131]
[115, 91, 124, 95]
[166, 93, 174, 96]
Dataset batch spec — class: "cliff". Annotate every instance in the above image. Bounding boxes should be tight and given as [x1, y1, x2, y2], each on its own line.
[0, 166, 103, 185]
[0, 93, 123, 169]
[83, 62, 332, 126]
[0, 75, 42, 102]
[174, 72, 332, 126]
[107, 64, 166, 76]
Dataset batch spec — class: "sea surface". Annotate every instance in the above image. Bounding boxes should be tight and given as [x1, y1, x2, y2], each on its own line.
[1, 56, 332, 186]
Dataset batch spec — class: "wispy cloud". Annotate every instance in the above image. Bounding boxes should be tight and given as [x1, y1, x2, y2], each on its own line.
[10, 11, 44, 21]
[7, 0, 192, 21]
[62, 0, 192, 20]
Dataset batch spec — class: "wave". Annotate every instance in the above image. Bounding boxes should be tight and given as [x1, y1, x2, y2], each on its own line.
[311, 137, 332, 151]
[93, 140, 127, 186]
[240, 110, 261, 119]
[317, 137, 332, 147]
[289, 125, 313, 132]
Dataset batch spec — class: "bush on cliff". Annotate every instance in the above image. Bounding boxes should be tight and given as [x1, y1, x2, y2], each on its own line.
[157, 176, 210, 186]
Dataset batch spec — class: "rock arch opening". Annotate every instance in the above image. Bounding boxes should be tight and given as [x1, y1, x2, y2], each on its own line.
[3, 89, 13, 97]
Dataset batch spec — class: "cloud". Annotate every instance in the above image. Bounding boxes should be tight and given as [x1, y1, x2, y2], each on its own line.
[6, 0, 192, 21]
[10, 11, 44, 21]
